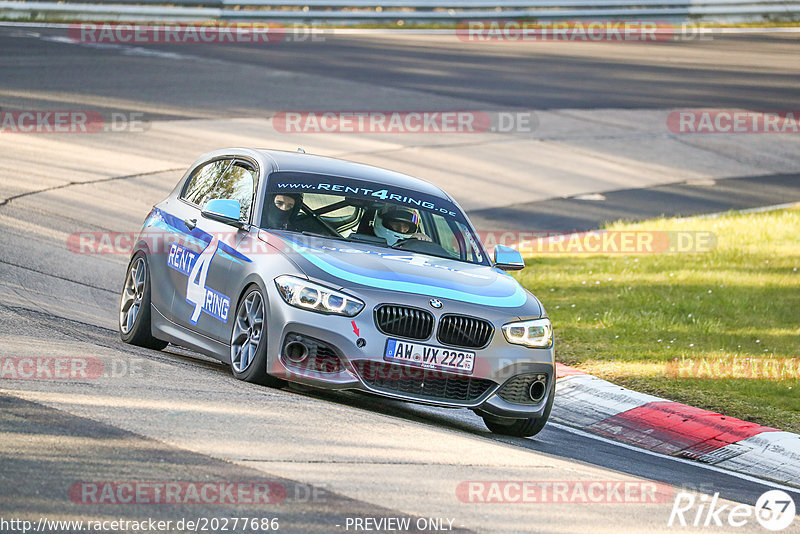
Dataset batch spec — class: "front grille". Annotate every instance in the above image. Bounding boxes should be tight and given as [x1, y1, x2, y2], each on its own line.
[354, 361, 496, 404]
[497, 374, 549, 405]
[437, 315, 494, 348]
[374, 305, 434, 341]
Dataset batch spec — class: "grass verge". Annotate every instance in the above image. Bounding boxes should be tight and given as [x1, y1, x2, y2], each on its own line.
[515, 207, 800, 433]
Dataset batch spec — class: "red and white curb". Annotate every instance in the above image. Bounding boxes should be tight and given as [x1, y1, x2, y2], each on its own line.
[552, 363, 800, 487]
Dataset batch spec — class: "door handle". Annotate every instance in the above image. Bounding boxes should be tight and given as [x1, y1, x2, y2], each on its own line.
[184, 218, 197, 230]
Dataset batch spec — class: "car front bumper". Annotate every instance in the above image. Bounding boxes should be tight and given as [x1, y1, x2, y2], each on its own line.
[263, 283, 555, 419]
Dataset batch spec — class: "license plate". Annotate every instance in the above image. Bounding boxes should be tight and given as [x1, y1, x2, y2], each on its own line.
[384, 339, 475, 374]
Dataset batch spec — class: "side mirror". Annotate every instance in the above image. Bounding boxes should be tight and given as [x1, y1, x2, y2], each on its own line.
[494, 244, 525, 271]
[201, 199, 243, 228]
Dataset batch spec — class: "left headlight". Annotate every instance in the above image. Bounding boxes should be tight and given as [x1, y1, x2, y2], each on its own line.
[274, 275, 364, 317]
[502, 318, 553, 348]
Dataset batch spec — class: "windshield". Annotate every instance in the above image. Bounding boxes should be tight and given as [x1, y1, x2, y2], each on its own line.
[261, 172, 488, 265]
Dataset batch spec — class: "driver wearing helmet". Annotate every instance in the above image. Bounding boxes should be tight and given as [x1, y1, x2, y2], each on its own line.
[264, 193, 302, 230]
[373, 206, 431, 246]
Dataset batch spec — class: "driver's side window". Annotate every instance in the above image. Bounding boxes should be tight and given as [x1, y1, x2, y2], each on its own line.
[182, 159, 257, 222]
[210, 163, 257, 221]
[182, 159, 229, 208]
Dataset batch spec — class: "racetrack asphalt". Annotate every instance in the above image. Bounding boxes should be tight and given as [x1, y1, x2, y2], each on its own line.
[467, 172, 800, 232]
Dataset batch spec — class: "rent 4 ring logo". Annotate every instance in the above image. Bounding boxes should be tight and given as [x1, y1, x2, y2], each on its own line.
[668, 490, 797, 531]
[167, 238, 231, 324]
[167, 242, 198, 276]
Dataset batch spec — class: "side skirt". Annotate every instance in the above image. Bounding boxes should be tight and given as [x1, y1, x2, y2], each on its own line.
[151, 304, 231, 363]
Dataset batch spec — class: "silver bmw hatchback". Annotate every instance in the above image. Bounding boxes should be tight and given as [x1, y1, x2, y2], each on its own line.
[119, 148, 555, 437]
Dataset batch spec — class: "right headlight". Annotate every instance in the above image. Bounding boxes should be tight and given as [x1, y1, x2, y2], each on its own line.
[502, 318, 553, 348]
[274, 275, 364, 317]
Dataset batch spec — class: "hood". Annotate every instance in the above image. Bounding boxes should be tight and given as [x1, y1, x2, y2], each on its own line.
[274, 233, 530, 308]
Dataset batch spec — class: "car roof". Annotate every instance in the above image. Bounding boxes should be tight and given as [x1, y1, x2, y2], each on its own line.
[256, 149, 452, 200]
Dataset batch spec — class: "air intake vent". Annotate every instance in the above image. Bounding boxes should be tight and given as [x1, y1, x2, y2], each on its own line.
[354, 361, 496, 404]
[497, 374, 549, 405]
[374, 305, 434, 341]
[280, 334, 343, 374]
[437, 315, 493, 348]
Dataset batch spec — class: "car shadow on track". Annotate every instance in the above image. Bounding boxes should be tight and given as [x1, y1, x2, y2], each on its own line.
[283, 382, 512, 439]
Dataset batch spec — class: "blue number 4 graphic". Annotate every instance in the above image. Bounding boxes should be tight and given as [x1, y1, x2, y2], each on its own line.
[186, 236, 219, 324]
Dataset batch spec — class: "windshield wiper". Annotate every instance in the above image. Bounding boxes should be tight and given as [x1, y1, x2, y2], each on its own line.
[301, 230, 346, 241]
[301, 231, 386, 246]
[347, 234, 387, 245]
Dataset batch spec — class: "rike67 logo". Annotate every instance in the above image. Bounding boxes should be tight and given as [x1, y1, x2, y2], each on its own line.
[669, 490, 796, 531]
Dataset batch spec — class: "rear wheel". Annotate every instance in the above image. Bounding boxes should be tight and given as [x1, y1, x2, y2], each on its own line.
[482, 380, 555, 438]
[119, 252, 168, 350]
[230, 285, 285, 388]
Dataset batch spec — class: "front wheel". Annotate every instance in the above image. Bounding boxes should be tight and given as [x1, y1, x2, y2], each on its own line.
[230, 285, 285, 388]
[119, 252, 168, 350]
[482, 381, 555, 438]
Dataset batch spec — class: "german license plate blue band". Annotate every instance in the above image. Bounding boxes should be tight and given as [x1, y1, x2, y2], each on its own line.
[383, 338, 475, 374]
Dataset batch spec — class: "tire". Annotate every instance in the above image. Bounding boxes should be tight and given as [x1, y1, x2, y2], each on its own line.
[119, 252, 168, 350]
[482, 380, 555, 438]
[230, 285, 285, 388]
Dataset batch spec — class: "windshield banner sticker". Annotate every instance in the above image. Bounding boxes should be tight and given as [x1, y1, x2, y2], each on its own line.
[268, 172, 461, 219]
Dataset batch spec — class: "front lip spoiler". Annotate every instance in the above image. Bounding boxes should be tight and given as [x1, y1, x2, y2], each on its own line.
[354, 380, 502, 409]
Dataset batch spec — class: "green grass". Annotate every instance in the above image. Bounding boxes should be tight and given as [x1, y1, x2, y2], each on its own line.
[514, 207, 800, 433]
